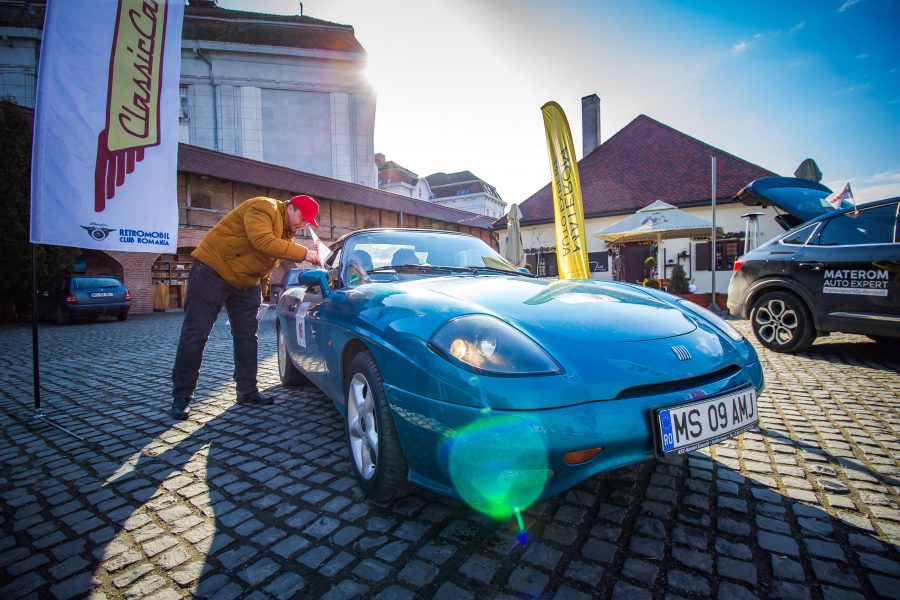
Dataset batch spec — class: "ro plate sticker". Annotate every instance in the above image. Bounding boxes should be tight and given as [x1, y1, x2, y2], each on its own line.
[295, 302, 311, 348]
[823, 268, 889, 297]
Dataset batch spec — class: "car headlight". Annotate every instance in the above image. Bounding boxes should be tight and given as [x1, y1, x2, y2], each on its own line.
[677, 300, 744, 342]
[429, 314, 562, 376]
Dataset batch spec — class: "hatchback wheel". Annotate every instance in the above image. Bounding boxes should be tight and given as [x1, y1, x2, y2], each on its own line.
[277, 324, 309, 386]
[344, 350, 407, 504]
[55, 307, 69, 326]
[750, 291, 815, 353]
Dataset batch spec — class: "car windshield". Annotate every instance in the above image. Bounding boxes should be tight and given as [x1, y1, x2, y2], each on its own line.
[341, 231, 521, 276]
[74, 277, 121, 289]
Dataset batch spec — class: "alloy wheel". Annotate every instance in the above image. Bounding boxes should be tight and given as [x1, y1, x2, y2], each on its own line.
[347, 372, 379, 480]
[753, 298, 798, 346]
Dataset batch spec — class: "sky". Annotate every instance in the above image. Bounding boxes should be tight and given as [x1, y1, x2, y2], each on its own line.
[218, 0, 900, 208]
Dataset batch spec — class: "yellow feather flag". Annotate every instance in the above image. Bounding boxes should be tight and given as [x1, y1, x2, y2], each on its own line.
[541, 101, 591, 279]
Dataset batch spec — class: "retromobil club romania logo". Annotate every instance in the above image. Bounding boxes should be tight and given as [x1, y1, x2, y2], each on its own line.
[81, 222, 171, 246]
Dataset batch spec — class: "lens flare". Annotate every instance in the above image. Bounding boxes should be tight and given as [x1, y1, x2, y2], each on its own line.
[446, 415, 549, 520]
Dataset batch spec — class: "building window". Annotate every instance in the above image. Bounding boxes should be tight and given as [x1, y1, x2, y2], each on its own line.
[190, 193, 211, 209]
[179, 85, 190, 121]
[526, 251, 558, 277]
[695, 236, 744, 271]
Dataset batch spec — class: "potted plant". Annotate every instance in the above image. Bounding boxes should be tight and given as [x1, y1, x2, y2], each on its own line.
[668, 264, 690, 294]
[642, 256, 660, 289]
[669, 264, 710, 306]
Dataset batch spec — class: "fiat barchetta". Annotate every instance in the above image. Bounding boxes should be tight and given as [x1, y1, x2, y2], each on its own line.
[275, 229, 763, 517]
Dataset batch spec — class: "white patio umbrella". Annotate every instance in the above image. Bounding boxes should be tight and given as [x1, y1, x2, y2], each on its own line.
[504, 203, 525, 268]
[595, 200, 723, 280]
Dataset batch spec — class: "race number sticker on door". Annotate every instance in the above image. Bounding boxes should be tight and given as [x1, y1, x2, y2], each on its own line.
[295, 302, 312, 348]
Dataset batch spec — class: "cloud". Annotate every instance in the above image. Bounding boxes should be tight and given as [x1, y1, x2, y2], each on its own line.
[870, 170, 900, 182]
[828, 171, 900, 203]
[846, 82, 873, 93]
[789, 22, 806, 35]
[838, 0, 864, 12]
[731, 33, 764, 55]
[856, 53, 870, 59]
[853, 182, 900, 203]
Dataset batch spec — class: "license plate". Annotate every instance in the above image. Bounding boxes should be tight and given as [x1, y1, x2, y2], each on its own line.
[91, 292, 114, 297]
[657, 387, 758, 456]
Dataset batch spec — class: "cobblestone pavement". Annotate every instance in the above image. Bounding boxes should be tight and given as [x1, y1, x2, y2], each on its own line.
[1, 310, 898, 599]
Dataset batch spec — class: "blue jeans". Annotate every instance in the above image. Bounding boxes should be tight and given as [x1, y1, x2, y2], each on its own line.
[171, 260, 262, 399]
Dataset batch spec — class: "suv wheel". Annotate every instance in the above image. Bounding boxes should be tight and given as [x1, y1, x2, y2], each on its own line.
[750, 291, 816, 353]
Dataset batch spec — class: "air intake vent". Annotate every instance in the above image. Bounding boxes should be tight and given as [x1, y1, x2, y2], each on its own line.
[615, 365, 741, 400]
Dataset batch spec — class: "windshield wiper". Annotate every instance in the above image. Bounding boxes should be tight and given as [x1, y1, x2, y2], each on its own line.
[462, 266, 532, 277]
[366, 264, 530, 277]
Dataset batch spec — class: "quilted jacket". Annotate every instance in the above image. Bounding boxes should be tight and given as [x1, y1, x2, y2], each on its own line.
[191, 197, 310, 290]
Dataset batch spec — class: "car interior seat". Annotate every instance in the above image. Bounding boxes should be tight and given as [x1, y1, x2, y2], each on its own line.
[390, 248, 419, 267]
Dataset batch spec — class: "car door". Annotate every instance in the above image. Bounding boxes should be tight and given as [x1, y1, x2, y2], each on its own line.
[791, 201, 900, 336]
[287, 250, 345, 395]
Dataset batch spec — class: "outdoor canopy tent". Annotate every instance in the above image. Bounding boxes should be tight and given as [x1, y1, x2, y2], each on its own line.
[594, 200, 723, 280]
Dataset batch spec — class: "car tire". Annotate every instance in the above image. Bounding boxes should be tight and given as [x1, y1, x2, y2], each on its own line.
[344, 350, 408, 504]
[277, 323, 310, 386]
[55, 307, 69, 326]
[750, 291, 816, 353]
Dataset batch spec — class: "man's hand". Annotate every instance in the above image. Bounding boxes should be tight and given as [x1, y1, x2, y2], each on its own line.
[306, 250, 320, 265]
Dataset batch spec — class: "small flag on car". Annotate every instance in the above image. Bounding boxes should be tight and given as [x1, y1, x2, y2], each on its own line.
[825, 182, 857, 213]
[309, 226, 333, 263]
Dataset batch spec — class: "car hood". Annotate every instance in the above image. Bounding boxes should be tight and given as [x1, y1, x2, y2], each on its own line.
[733, 176, 850, 230]
[401, 276, 696, 343]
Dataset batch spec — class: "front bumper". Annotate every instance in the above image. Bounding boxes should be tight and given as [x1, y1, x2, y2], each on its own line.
[385, 359, 764, 502]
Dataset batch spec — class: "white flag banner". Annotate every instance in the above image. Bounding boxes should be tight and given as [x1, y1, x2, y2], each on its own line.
[824, 182, 855, 211]
[30, 0, 184, 252]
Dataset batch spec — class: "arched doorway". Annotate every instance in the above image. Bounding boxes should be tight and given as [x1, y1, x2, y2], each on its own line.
[78, 249, 124, 280]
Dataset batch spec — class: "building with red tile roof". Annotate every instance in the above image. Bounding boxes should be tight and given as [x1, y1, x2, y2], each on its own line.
[495, 105, 781, 295]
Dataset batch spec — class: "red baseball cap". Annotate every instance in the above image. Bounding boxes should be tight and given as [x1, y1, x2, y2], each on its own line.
[289, 194, 319, 228]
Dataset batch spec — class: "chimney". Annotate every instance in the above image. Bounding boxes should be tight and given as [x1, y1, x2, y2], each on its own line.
[582, 94, 601, 157]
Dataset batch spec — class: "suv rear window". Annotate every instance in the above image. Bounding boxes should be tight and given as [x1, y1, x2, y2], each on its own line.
[815, 203, 899, 246]
[73, 277, 122, 289]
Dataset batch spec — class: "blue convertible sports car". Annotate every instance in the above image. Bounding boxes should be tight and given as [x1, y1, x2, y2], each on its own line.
[276, 229, 764, 517]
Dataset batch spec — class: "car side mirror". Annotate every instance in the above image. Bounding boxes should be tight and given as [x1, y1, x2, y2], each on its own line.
[300, 269, 331, 298]
[518, 267, 532, 275]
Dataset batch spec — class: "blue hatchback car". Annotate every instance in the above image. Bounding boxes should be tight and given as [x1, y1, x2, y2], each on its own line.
[39, 274, 131, 325]
[275, 229, 763, 516]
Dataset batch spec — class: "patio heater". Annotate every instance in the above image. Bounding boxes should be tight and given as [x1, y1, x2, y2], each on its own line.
[741, 212, 766, 254]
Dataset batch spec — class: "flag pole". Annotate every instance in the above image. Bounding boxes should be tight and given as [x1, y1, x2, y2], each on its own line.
[708, 155, 721, 313]
[29, 242, 84, 440]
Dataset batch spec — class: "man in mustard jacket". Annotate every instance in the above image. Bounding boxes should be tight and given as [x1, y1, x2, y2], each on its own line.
[170, 194, 322, 419]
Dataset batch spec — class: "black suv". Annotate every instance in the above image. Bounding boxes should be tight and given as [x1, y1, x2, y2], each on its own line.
[727, 177, 900, 352]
